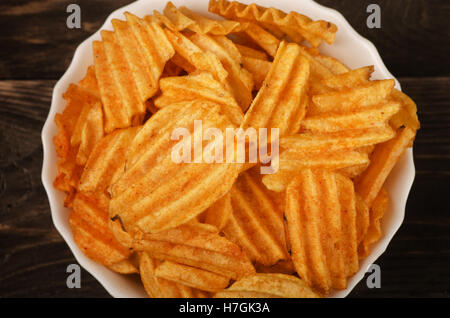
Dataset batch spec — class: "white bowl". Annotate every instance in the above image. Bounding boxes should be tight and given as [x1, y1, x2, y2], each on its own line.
[41, 0, 416, 298]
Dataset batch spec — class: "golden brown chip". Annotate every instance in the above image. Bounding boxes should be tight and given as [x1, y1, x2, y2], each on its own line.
[133, 223, 255, 280]
[139, 252, 210, 298]
[241, 56, 272, 90]
[110, 101, 242, 233]
[209, 0, 337, 47]
[219, 170, 289, 266]
[163, 1, 245, 35]
[389, 89, 420, 132]
[69, 193, 132, 270]
[154, 260, 230, 292]
[202, 192, 232, 231]
[359, 188, 390, 258]
[356, 127, 416, 206]
[235, 43, 269, 60]
[285, 170, 359, 293]
[241, 41, 310, 138]
[214, 273, 320, 298]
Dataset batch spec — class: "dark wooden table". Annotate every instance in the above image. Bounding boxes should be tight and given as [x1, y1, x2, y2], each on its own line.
[0, 0, 449, 298]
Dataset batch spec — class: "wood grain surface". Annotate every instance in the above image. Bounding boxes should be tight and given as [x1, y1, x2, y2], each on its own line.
[0, 0, 449, 298]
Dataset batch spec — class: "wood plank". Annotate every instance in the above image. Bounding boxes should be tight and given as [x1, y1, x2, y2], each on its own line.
[0, 0, 449, 79]
[0, 77, 448, 297]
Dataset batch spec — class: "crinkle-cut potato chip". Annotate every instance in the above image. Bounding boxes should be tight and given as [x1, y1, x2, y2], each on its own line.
[239, 21, 280, 57]
[94, 13, 174, 133]
[262, 170, 293, 193]
[133, 223, 255, 280]
[69, 193, 132, 271]
[235, 43, 269, 60]
[356, 127, 416, 207]
[109, 101, 242, 234]
[53, 68, 104, 206]
[168, 52, 197, 73]
[154, 260, 230, 292]
[201, 192, 232, 231]
[359, 188, 390, 258]
[139, 252, 210, 298]
[355, 194, 370, 245]
[217, 170, 289, 266]
[285, 170, 359, 293]
[309, 80, 396, 116]
[242, 41, 310, 139]
[189, 33, 254, 110]
[209, 0, 337, 48]
[255, 260, 296, 275]
[164, 28, 229, 83]
[108, 258, 139, 274]
[389, 88, 420, 132]
[162, 1, 245, 35]
[241, 56, 272, 90]
[155, 72, 243, 126]
[302, 101, 401, 133]
[78, 127, 140, 195]
[323, 66, 373, 91]
[214, 273, 320, 298]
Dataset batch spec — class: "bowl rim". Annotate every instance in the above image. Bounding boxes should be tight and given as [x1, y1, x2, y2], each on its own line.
[41, 0, 415, 298]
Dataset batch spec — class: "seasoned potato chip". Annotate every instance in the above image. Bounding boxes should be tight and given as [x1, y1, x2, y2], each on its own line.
[155, 260, 229, 292]
[133, 223, 255, 280]
[202, 192, 232, 231]
[209, 0, 337, 47]
[214, 273, 320, 298]
[69, 193, 132, 271]
[389, 89, 420, 132]
[218, 170, 289, 266]
[241, 56, 272, 90]
[285, 170, 359, 292]
[242, 41, 310, 138]
[163, 1, 245, 34]
[235, 43, 269, 60]
[356, 127, 416, 206]
[139, 252, 210, 298]
[110, 101, 242, 233]
[359, 188, 390, 258]
[155, 72, 244, 126]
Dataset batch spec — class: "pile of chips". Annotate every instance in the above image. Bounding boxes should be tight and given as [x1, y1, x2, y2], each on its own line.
[53, 0, 419, 297]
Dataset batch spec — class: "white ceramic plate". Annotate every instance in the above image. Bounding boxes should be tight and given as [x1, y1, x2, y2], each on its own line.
[41, 0, 416, 298]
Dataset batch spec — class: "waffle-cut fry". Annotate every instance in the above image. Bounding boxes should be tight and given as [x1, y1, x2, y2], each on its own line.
[241, 56, 272, 90]
[139, 252, 209, 298]
[242, 41, 310, 138]
[69, 193, 132, 270]
[133, 223, 255, 280]
[189, 33, 254, 110]
[220, 170, 289, 266]
[359, 188, 389, 258]
[214, 273, 320, 298]
[202, 192, 232, 231]
[209, 0, 337, 47]
[356, 127, 416, 206]
[154, 260, 230, 292]
[154, 72, 244, 127]
[113, 12, 175, 102]
[309, 80, 396, 116]
[280, 126, 396, 155]
[235, 43, 269, 60]
[278, 149, 369, 172]
[110, 101, 242, 233]
[302, 102, 401, 133]
[390, 89, 420, 132]
[78, 127, 140, 195]
[164, 29, 228, 83]
[285, 170, 359, 293]
[163, 1, 245, 35]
